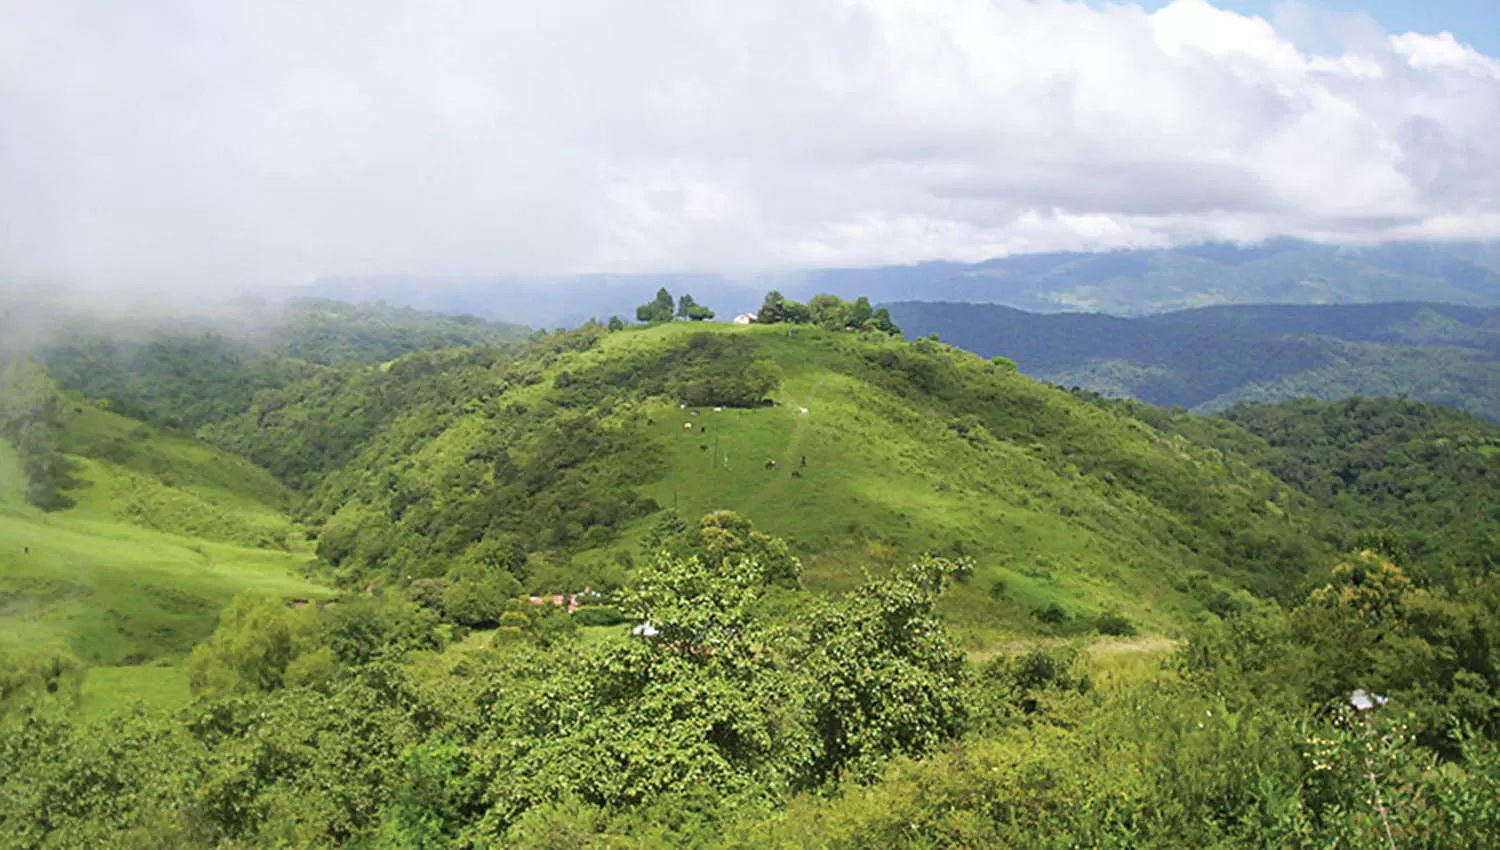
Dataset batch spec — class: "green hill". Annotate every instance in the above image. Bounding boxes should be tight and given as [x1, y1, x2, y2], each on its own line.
[887, 300, 1500, 422]
[11, 295, 531, 433]
[0, 401, 328, 672]
[201, 321, 1331, 645]
[11, 302, 1500, 848]
[57, 402, 302, 549]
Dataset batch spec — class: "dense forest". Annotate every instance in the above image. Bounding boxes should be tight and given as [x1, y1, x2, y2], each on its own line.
[4, 295, 1500, 847]
[888, 300, 1500, 422]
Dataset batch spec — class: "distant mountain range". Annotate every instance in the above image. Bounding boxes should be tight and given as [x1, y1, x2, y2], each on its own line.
[302, 239, 1500, 327]
[885, 300, 1500, 423]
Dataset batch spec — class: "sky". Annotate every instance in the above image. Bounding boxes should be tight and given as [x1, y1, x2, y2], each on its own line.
[1121, 1, 1500, 54]
[2, 0, 1498, 295]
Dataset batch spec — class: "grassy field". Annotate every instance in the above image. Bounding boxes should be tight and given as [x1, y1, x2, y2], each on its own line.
[77, 663, 191, 721]
[1, 405, 330, 706]
[58, 402, 303, 549]
[555, 324, 1276, 644]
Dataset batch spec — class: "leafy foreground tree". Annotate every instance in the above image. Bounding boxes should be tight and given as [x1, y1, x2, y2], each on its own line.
[0, 516, 974, 848]
[477, 547, 970, 833]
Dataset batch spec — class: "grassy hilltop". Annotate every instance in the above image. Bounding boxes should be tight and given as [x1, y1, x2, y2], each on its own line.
[237, 320, 1330, 644]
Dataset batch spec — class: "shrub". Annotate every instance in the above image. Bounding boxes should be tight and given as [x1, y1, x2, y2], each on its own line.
[572, 605, 625, 627]
[1093, 612, 1137, 637]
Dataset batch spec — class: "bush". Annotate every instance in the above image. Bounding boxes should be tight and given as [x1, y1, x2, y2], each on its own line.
[572, 605, 625, 627]
[187, 594, 323, 697]
[1093, 612, 1137, 636]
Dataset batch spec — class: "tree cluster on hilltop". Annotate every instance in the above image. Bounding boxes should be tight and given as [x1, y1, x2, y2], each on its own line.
[635, 287, 715, 323]
[757, 290, 901, 334]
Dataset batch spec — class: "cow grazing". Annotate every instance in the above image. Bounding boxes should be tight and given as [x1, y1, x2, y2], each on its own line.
[765, 460, 777, 470]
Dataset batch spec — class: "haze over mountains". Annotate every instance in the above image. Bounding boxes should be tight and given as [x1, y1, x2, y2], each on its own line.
[306, 238, 1500, 328]
[889, 299, 1500, 423]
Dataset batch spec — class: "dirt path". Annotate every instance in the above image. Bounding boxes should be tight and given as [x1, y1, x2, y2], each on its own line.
[740, 376, 825, 518]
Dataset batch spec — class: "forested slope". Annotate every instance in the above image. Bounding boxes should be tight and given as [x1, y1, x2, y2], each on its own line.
[7, 297, 529, 432]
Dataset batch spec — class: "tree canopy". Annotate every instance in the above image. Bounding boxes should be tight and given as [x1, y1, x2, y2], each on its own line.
[636, 287, 677, 324]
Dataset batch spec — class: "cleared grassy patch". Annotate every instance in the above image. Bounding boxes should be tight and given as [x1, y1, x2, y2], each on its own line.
[0, 505, 328, 664]
[2, 410, 329, 670]
[59, 402, 303, 549]
[78, 663, 192, 721]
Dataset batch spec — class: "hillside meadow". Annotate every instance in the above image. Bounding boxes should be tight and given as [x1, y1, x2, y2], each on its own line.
[0, 402, 328, 718]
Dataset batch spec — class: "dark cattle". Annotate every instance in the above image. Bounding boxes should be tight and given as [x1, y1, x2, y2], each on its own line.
[699, 444, 709, 451]
[791, 470, 802, 478]
[800, 455, 807, 467]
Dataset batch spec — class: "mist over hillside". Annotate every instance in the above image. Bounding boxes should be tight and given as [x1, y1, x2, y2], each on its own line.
[302, 239, 1500, 328]
[8, 291, 1500, 845]
[8, 0, 1500, 841]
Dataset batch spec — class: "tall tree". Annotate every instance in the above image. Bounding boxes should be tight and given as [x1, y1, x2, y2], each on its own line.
[678, 293, 715, 321]
[0, 358, 72, 508]
[635, 287, 676, 324]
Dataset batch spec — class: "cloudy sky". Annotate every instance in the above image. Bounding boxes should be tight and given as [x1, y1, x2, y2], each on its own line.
[2, 0, 1498, 293]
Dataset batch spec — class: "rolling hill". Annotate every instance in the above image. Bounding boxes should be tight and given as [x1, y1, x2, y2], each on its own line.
[887, 300, 1500, 422]
[0, 398, 329, 714]
[188, 320, 1335, 647]
[9, 299, 1500, 847]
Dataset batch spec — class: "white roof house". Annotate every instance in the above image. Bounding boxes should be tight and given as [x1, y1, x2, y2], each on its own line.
[731, 313, 756, 324]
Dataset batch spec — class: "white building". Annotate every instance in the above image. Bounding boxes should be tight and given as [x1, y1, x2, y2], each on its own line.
[731, 313, 756, 324]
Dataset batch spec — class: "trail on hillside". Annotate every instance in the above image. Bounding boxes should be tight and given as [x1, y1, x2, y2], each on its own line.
[739, 376, 825, 520]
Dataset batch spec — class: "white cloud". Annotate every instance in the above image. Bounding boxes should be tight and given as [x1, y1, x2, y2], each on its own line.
[0, 0, 1496, 292]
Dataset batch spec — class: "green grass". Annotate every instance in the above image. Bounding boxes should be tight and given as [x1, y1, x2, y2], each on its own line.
[58, 402, 303, 549]
[1, 404, 330, 674]
[556, 325, 1302, 644]
[77, 663, 191, 721]
[0, 503, 328, 664]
